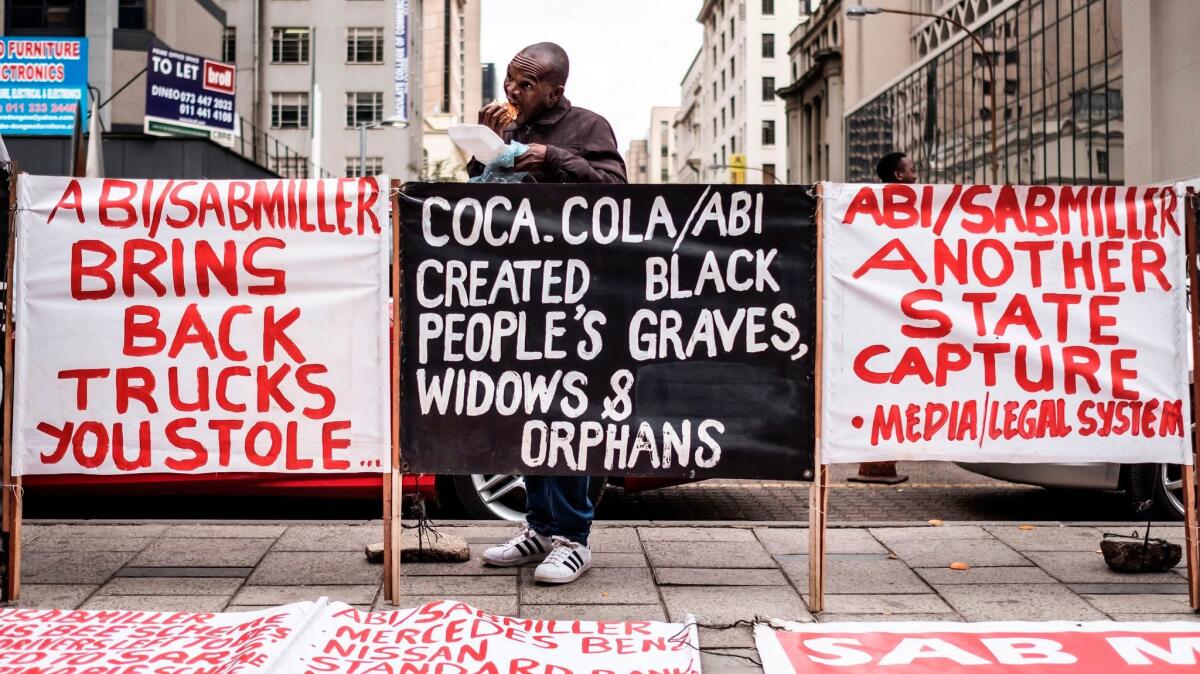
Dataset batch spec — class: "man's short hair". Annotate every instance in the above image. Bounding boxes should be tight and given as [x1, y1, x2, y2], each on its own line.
[521, 42, 570, 87]
[876, 152, 907, 182]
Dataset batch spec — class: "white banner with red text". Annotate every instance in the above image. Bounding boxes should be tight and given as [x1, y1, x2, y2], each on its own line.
[0, 599, 702, 673]
[821, 183, 1192, 464]
[12, 175, 392, 475]
[756, 620, 1200, 673]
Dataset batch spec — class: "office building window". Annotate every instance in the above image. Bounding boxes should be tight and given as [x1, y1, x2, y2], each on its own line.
[661, 168, 670, 182]
[271, 27, 311, 64]
[273, 155, 310, 179]
[762, 119, 776, 146]
[346, 27, 384, 64]
[730, 16, 736, 37]
[118, 0, 146, 29]
[712, 119, 718, 139]
[763, 163, 778, 185]
[762, 77, 776, 102]
[222, 27, 237, 63]
[731, 55, 736, 75]
[1096, 150, 1109, 174]
[762, 33, 775, 58]
[7, 0, 85, 35]
[762, 0, 774, 15]
[270, 92, 309, 129]
[721, 108, 726, 129]
[345, 91, 383, 127]
[731, 95, 736, 115]
[346, 156, 384, 178]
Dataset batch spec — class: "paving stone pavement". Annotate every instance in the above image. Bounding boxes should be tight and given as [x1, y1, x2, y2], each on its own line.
[7, 520, 1197, 673]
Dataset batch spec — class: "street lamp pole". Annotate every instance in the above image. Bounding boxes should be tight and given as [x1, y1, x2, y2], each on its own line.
[358, 114, 410, 177]
[847, 5, 1000, 183]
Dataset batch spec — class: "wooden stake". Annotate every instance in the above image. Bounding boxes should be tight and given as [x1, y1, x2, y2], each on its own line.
[2, 165, 20, 602]
[387, 180, 404, 605]
[1184, 194, 1200, 611]
[808, 182, 827, 613]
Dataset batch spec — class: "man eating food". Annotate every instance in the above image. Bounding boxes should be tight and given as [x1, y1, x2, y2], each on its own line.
[473, 42, 626, 584]
[470, 42, 626, 184]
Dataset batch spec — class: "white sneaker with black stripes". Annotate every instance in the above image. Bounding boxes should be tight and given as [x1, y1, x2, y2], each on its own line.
[533, 536, 592, 584]
[481, 524, 552, 567]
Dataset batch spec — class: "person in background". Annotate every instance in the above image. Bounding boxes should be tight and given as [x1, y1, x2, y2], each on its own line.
[850, 151, 917, 485]
[475, 42, 627, 584]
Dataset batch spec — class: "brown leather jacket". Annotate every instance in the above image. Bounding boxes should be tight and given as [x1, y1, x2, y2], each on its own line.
[467, 97, 628, 184]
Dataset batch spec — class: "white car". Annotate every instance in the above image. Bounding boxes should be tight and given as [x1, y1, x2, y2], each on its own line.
[957, 462, 1184, 520]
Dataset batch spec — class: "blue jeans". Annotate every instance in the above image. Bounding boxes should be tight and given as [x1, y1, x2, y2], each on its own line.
[524, 476, 593, 545]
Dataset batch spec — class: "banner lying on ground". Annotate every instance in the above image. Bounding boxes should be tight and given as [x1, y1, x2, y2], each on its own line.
[400, 184, 817, 479]
[0, 599, 701, 673]
[756, 620, 1200, 673]
[13, 176, 391, 474]
[821, 183, 1192, 464]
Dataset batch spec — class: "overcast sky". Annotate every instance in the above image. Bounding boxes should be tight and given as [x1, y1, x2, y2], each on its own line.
[480, 1, 704, 154]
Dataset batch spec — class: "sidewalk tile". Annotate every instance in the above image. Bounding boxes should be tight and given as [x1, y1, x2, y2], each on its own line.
[588, 528, 642, 552]
[273, 525, 382, 552]
[756, 528, 885, 555]
[130, 538, 275, 567]
[869, 526, 994, 545]
[660, 586, 809, 648]
[249, 552, 382, 585]
[1082, 594, 1193, 614]
[644, 541, 775, 569]
[436, 526, 515, 544]
[654, 568, 788, 586]
[937, 584, 1105, 621]
[398, 576, 515, 596]
[162, 524, 287, 538]
[885, 539, 1030, 568]
[24, 551, 132, 584]
[1025, 551, 1184, 583]
[779, 556, 932, 595]
[591, 552, 648, 568]
[638, 527, 757, 542]
[27, 535, 155, 552]
[521, 604, 668, 622]
[700, 649, 763, 672]
[382, 595, 519, 616]
[1096, 526, 1185, 541]
[97, 578, 242, 596]
[816, 613, 962, 623]
[231, 585, 379, 605]
[13, 585, 97, 609]
[520, 567, 658, 605]
[81, 595, 229, 612]
[820, 594, 954, 614]
[984, 525, 1102, 551]
[32, 524, 167, 538]
[917, 566, 1057, 585]
[1108, 613, 1200, 622]
[1068, 583, 1189, 594]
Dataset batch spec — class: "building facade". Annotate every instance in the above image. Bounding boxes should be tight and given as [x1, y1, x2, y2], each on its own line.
[420, 0, 480, 181]
[219, 0, 424, 181]
[625, 138, 649, 184]
[695, 0, 799, 184]
[673, 49, 703, 183]
[646, 106, 679, 184]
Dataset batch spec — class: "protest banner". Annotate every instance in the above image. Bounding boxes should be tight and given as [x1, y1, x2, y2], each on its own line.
[755, 620, 1200, 673]
[820, 183, 1192, 465]
[11, 175, 392, 476]
[0, 599, 700, 673]
[399, 183, 818, 480]
[0, 601, 313, 671]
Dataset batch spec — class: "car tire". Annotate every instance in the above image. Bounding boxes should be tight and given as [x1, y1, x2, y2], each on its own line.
[1126, 464, 1185, 521]
[452, 474, 607, 521]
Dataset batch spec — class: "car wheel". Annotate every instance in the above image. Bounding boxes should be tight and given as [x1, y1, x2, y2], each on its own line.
[1126, 464, 1185, 521]
[452, 475, 608, 521]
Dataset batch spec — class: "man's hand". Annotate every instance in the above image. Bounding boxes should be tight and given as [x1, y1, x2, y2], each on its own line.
[514, 143, 549, 173]
[478, 102, 510, 135]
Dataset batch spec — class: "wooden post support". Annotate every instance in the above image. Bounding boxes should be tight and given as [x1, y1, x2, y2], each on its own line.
[2, 165, 20, 602]
[1184, 194, 1200, 611]
[387, 180, 404, 605]
[808, 182, 827, 613]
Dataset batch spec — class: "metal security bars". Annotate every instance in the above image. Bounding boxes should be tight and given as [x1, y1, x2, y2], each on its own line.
[846, 0, 1122, 185]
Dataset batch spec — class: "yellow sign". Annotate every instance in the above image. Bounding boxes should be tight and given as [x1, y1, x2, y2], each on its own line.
[729, 154, 747, 184]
